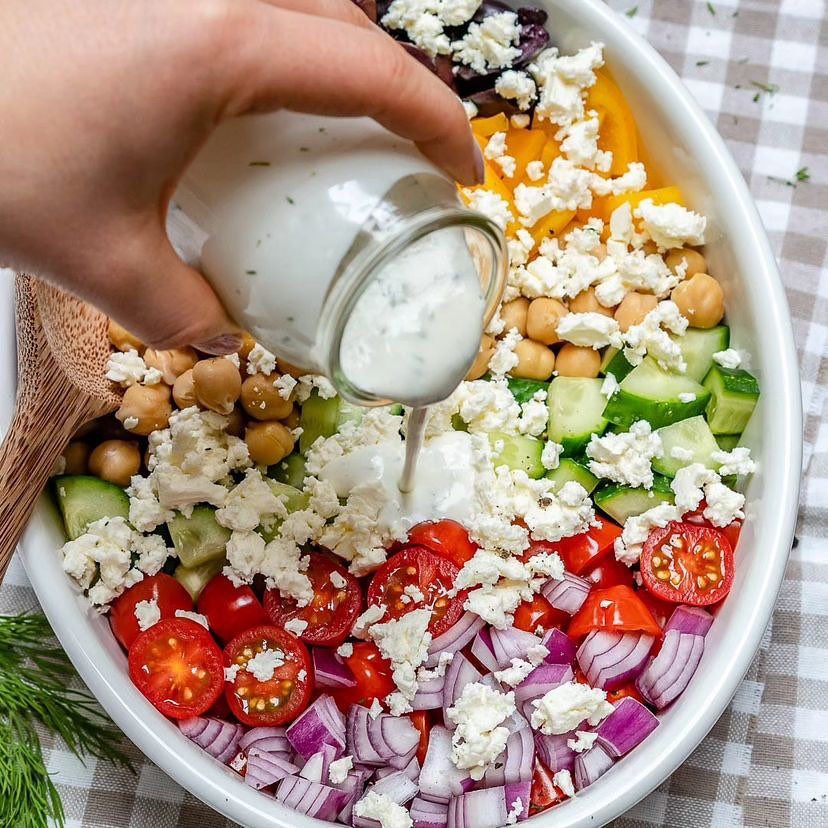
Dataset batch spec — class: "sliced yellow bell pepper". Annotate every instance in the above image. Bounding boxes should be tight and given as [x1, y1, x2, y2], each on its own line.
[530, 209, 576, 247]
[471, 113, 510, 138]
[506, 129, 548, 184]
[586, 70, 638, 177]
[591, 185, 685, 224]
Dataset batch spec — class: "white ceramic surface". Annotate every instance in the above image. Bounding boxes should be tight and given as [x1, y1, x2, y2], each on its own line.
[2, 1, 802, 826]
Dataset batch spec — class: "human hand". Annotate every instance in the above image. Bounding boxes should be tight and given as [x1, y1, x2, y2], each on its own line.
[0, 0, 482, 353]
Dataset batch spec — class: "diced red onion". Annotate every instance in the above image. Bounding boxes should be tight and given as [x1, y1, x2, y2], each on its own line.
[347, 705, 383, 765]
[425, 612, 486, 668]
[490, 627, 541, 669]
[299, 742, 338, 782]
[413, 672, 446, 711]
[480, 755, 505, 789]
[244, 749, 299, 790]
[374, 714, 420, 769]
[276, 776, 350, 820]
[366, 770, 419, 805]
[595, 697, 659, 758]
[376, 756, 420, 782]
[478, 672, 505, 694]
[540, 628, 577, 665]
[503, 711, 530, 736]
[576, 631, 654, 691]
[470, 626, 500, 673]
[514, 663, 573, 719]
[452, 786, 509, 828]
[503, 727, 534, 784]
[665, 605, 714, 637]
[238, 726, 287, 753]
[419, 725, 473, 803]
[636, 630, 704, 709]
[411, 796, 448, 828]
[504, 779, 531, 822]
[178, 717, 243, 764]
[533, 732, 575, 773]
[541, 572, 591, 614]
[442, 653, 482, 728]
[312, 647, 357, 689]
[332, 770, 370, 823]
[573, 743, 614, 790]
[286, 694, 346, 759]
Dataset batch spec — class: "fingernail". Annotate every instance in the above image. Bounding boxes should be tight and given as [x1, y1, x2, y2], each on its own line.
[473, 144, 486, 185]
[196, 333, 244, 355]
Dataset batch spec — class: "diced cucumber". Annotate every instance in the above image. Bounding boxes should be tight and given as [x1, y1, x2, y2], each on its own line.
[603, 358, 710, 430]
[507, 378, 549, 405]
[270, 453, 307, 489]
[53, 475, 130, 540]
[652, 416, 720, 477]
[544, 458, 599, 494]
[702, 365, 760, 435]
[262, 480, 310, 542]
[167, 506, 231, 568]
[488, 431, 545, 478]
[387, 404, 404, 416]
[715, 433, 742, 451]
[593, 475, 675, 523]
[547, 377, 608, 456]
[336, 401, 366, 429]
[299, 391, 340, 452]
[599, 347, 635, 381]
[174, 557, 226, 601]
[672, 326, 730, 382]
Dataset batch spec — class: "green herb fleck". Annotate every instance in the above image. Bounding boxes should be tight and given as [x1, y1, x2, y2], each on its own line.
[286, 196, 295, 204]
[706, 1, 716, 15]
[248, 161, 270, 167]
[299, 147, 310, 152]
[752, 92, 760, 102]
[246, 270, 257, 276]
[751, 80, 779, 95]
[795, 167, 810, 183]
[696, 60, 710, 66]
[625, 6, 638, 17]
[771, 167, 811, 188]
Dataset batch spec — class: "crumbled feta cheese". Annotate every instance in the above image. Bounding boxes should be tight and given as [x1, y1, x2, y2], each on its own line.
[336, 642, 354, 659]
[586, 420, 663, 488]
[530, 43, 604, 126]
[274, 373, 297, 400]
[123, 416, 140, 430]
[671, 463, 721, 513]
[284, 618, 308, 637]
[134, 597, 160, 632]
[541, 440, 563, 471]
[614, 502, 683, 566]
[463, 188, 515, 230]
[484, 131, 508, 162]
[557, 114, 604, 169]
[223, 352, 241, 369]
[105, 349, 149, 387]
[678, 392, 696, 403]
[494, 643, 549, 686]
[175, 610, 209, 629]
[635, 200, 706, 249]
[506, 798, 523, 824]
[353, 604, 387, 639]
[567, 730, 599, 753]
[403, 584, 425, 604]
[712, 446, 755, 477]
[510, 113, 531, 129]
[143, 367, 163, 385]
[670, 446, 694, 462]
[368, 698, 384, 719]
[556, 312, 624, 350]
[452, 11, 522, 74]
[328, 755, 354, 785]
[622, 300, 689, 372]
[224, 664, 241, 682]
[530, 681, 613, 734]
[246, 343, 277, 376]
[353, 791, 413, 828]
[518, 392, 549, 437]
[702, 481, 746, 526]
[494, 154, 517, 178]
[600, 373, 619, 399]
[441, 0, 483, 26]
[712, 349, 742, 369]
[245, 648, 285, 681]
[526, 160, 545, 181]
[553, 769, 576, 798]
[463, 100, 479, 119]
[446, 682, 516, 780]
[329, 570, 348, 590]
[216, 468, 286, 532]
[496, 70, 538, 111]
[489, 328, 523, 376]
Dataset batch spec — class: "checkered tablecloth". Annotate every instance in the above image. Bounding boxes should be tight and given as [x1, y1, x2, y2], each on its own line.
[1, 0, 826, 826]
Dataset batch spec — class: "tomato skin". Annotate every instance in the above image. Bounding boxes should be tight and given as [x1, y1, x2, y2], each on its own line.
[640, 522, 734, 606]
[529, 759, 562, 814]
[367, 546, 464, 638]
[513, 594, 569, 634]
[685, 505, 742, 550]
[264, 551, 361, 647]
[224, 625, 312, 726]
[568, 585, 662, 639]
[407, 711, 431, 766]
[330, 642, 395, 712]
[407, 520, 478, 568]
[606, 683, 647, 705]
[128, 618, 224, 719]
[535, 518, 622, 575]
[583, 556, 634, 591]
[198, 575, 269, 643]
[635, 588, 674, 630]
[110, 574, 193, 650]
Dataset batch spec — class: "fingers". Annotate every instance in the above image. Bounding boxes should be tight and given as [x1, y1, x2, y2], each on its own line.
[256, 0, 376, 29]
[221, 4, 482, 185]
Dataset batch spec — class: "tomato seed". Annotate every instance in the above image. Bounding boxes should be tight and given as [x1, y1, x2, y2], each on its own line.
[652, 555, 662, 567]
[702, 551, 716, 561]
[656, 571, 670, 581]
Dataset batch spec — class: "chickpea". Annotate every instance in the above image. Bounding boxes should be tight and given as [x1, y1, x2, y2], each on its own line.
[671, 272, 725, 328]
[245, 421, 295, 465]
[642, 240, 659, 256]
[116, 384, 172, 435]
[276, 358, 309, 380]
[172, 369, 198, 409]
[192, 357, 242, 415]
[500, 299, 529, 337]
[614, 292, 658, 332]
[107, 319, 143, 353]
[569, 287, 615, 318]
[89, 439, 142, 487]
[465, 335, 495, 381]
[283, 405, 301, 431]
[240, 373, 294, 421]
[665, 248, 707, 278]
[555, 344, 601, 378]
[237, 331, 257, 374]
[526, 298, 568, 345]
[225, 407, 246, 438]
[62, 441, 90, 475]
[512, 339, 556, 380]
[143, 347, 198, 385]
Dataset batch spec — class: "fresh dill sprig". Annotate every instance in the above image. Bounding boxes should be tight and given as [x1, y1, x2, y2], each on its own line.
[768, 167, 811, 188]
[625, 6, 638, 17]
[0, 614, 132, 828]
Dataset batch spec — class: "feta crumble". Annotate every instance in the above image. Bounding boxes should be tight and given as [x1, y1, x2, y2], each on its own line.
[530, 681, 613, 735]
[553, 769, 576, 798]
[541, 440, 563, 471]
[175, 610, 209, 629]
[245, 649, 285, 682]
[328, 755, 353, 785]
[246, 343, 277, 376]
[712, 348, 742, 369]
[567, 730, 598, 753]
[353, 791, 413, 828]
[622, 300, 689, 372]
[134, 597, 160, 632]
[496, 70, 538, 111]
[634, 200, 706, 250]
[452, 11, 522, 74]
[284, 618, 309, 637]
[586, 420, 663, 489]
[556, 312, 624, 350]
[712, 446, 755, 477]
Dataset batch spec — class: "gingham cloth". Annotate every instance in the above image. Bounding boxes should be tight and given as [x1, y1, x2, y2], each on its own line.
[0, 0, 825, 826]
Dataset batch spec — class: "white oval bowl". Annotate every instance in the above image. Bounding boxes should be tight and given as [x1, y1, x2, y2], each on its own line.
[2, 1, 802, 825]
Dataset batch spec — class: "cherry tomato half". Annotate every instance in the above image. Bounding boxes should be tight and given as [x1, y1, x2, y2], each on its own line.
[535, 517, 622, 575]
[513, 594, 569, 634]
[641, 521, 734, 606]
[264, 551, 361, 647]
[198, 574, 269, 643]
[606, 683, 647, 705]
[529, 759, 562, 815]
[568, 585, 662, 639]
[407, 711, 431, 766]
[583, 556, 634, 591]
[367, 546, 464, 637]
[224, 625, 312, 726]
[128, 618, 224, 719]
[330, 642, 395, 712]
[685, 504, 742, 550]
[408, 519, 478, 568]
[110, 574, 193, 650]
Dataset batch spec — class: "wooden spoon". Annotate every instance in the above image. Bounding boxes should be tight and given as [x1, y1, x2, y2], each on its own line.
[0, 274, 121, 584]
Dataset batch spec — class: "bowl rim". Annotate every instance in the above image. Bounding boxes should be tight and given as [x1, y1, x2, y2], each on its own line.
[6, 1, 802, 826]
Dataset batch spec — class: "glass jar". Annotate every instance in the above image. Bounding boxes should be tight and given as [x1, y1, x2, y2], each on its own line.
[171, 111, 506, 407]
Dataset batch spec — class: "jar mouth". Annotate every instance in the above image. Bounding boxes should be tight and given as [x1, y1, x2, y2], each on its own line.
[317, 203, 507, 407]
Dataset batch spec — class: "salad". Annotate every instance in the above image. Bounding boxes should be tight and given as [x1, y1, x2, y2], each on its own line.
[50, 3, 761, 828]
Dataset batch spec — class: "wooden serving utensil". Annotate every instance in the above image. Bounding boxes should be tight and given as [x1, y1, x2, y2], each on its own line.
[0, 274, 121, 584]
